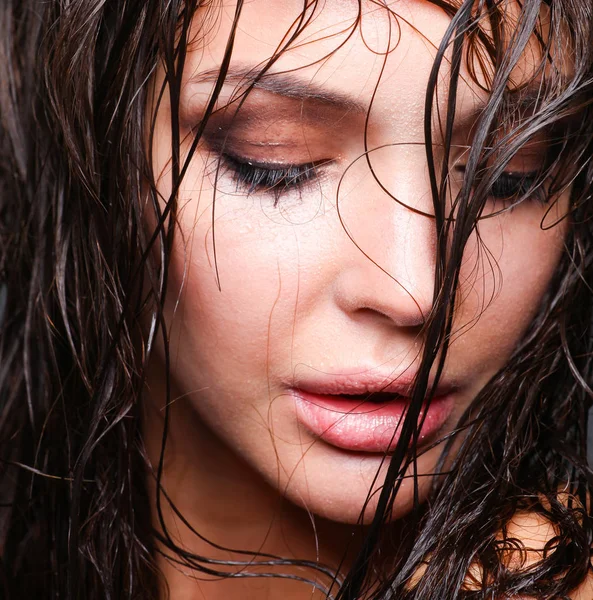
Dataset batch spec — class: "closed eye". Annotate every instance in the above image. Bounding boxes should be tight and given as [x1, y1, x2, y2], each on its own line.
[455, 166, 546, 208]
[218, 152, 331, 206]
[488, 171, 540, 201]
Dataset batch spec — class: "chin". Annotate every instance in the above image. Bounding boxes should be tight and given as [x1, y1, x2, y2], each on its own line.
[265, 440, 440, 525]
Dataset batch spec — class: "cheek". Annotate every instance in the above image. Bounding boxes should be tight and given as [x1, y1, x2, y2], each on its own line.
[162, 185, 317, 391]
[454, 207, 567, 364]
[166, 224, 279, 376]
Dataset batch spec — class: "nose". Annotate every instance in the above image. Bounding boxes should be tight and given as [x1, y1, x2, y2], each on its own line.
[333, 160, 437, 330]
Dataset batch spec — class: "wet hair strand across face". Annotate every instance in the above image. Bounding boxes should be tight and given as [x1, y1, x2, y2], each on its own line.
[1, 0, 593, 599]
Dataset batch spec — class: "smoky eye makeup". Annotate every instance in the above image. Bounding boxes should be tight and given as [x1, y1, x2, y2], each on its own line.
[450, 134, 554, 211]
[202, 131, 335, 204]
[179, 82, 364, 204]
[214, 151, 334, 205]
[192, 105, 343, 204]
[453, 166, 546, 205]
[487, 171, 542, 202]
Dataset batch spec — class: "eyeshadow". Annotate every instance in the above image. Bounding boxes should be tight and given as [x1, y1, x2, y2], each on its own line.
[193, 90, 353, 163]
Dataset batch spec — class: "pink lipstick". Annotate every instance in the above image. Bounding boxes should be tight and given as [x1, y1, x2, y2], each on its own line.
[292, 373, 455, 453]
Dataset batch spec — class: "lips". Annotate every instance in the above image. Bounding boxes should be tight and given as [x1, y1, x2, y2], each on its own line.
[292, 373, 455, 453]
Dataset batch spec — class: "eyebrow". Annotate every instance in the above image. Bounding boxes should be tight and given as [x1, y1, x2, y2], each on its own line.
[455, 83, 570, 137]
[189, 65, 577, 134]
[504, 86, 551, 115]
[188, 65, 367, 113]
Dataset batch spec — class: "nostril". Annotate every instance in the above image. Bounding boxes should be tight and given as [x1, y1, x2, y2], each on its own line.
[355, 306, 427, 329]
[334, 266, 434, 329]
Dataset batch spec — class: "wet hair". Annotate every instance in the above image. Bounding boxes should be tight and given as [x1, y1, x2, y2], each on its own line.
[1, 0, 592, 598]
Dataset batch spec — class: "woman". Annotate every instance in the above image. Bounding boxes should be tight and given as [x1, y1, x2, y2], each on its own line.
[1, 0, 592, 598]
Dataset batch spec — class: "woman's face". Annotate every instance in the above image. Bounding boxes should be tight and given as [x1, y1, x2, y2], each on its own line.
[149, 0, 567, 524]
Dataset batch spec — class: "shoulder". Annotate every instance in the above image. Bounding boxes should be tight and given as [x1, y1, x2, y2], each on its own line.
[407, 496, 593, 598]
[502, 509, 593, 599]
[566, 574, 593, 600]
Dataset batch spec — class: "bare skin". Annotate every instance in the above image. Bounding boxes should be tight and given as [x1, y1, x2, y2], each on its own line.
[142, 1, 592, 598]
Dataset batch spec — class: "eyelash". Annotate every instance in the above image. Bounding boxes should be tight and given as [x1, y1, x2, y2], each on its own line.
[454, 167, 546, 208]
[218, 152, 544, 208]
[486, 171, 543, 204]
[219, 152, 325, 206]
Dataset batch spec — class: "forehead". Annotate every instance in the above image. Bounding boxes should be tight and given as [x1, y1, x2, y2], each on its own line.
[184, 0, 561, 132]
[186, 1, 466, 126]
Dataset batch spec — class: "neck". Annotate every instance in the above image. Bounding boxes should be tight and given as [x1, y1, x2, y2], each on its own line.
[142, 378, 366, 600]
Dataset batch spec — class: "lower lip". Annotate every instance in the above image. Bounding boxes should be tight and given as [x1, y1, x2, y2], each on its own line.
[294, 390, 455, 453]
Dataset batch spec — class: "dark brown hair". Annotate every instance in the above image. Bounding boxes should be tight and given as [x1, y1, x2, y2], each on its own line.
[1, 0, 592, 598]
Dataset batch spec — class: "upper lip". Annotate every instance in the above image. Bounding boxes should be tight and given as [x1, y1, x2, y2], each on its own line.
[292, 370, 456, 399]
